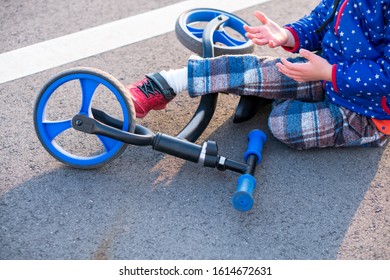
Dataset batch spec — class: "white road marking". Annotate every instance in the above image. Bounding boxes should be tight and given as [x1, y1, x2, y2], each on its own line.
[0, 0, 270, 84]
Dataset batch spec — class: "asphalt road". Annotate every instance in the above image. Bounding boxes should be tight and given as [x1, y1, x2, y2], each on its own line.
[1, 0, 389, 260]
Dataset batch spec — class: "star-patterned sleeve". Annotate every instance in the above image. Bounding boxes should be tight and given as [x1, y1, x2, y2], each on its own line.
[332, 4, 390, 98]
[283, 0, 333, 52]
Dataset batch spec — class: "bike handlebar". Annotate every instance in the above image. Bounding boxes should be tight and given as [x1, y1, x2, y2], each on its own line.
[232, 130, 267, 212]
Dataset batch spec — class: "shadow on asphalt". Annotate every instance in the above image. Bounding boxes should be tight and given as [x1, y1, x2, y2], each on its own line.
[0, 106, 386, 260]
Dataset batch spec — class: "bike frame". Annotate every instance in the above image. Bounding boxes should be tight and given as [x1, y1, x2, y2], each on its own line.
[71, 14, 266, 211]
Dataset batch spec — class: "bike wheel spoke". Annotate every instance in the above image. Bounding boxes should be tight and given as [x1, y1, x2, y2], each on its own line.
[215, 31, 242, 46]
[42, 119, 72, 141]
[187, 25, 203, 38]
[79, 78, 100, 114]
[97, 135, 118, 152]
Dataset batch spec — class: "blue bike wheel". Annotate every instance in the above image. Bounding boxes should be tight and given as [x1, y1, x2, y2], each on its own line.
[175, 8, 254, 56]
[34, 67, 136, 169]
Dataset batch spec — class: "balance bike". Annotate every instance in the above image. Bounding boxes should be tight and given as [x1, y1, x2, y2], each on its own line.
[33, 8, 267, 212]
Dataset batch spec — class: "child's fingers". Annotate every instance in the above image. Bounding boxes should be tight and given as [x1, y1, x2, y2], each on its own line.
[279, 58, 298, 70]
[252, 38, 271, 45]
[276, 62, 303, 81]
[277, 60, 299, 75]
[253, 11, 268, 25]
[269, 40, 278, 48]
[298, 49, 315, 61]
[243, 25, 263, 34]
[246, 31, 266, 40]
[276, 62, 289, 73]
[245, 32, 258, 39]
[243, 24, 251, 32]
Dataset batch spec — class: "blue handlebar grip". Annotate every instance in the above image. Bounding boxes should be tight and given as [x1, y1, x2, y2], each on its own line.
[232, 174, 256, 212]
[244, 129, 267, 164]
[232, 129, 267, 211]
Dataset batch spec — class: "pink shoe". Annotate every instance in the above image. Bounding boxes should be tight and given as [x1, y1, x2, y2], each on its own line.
[126, 73, 176, 118]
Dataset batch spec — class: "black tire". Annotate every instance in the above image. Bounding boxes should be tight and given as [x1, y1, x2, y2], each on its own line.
[175, 8, 254, 56]
[34, 67, 136, 169]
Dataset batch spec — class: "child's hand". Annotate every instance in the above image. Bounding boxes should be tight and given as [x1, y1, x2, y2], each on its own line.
[276, 49, 333, 82]
[244, 11, 289, 48]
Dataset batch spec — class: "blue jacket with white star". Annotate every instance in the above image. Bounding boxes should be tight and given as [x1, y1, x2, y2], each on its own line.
[284, 0, 390, 120]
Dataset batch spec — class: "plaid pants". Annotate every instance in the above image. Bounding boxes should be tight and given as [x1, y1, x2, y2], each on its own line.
[187, 55, 388, 149]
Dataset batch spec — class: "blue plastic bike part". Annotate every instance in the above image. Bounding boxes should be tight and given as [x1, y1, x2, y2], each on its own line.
[232, 174, 257, 212]
[232, 129, 267, 211]
[244, 129, 267, 164]
[175, 8, 254, 57]
[34, 67, 135, 169]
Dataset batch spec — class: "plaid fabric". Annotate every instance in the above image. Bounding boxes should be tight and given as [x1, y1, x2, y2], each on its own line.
[268, 99, 388, 150]
[188, 54, 324, 101]
[187, 54, 389, 149]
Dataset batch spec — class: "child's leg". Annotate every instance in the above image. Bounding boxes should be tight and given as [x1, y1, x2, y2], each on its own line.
[127, 54, 323, 118]
[268, 99, 389, 150]
[187, 54, 324, 102]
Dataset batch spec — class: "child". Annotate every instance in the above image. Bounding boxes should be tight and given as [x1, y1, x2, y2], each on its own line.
[126, 0, 390, 150]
